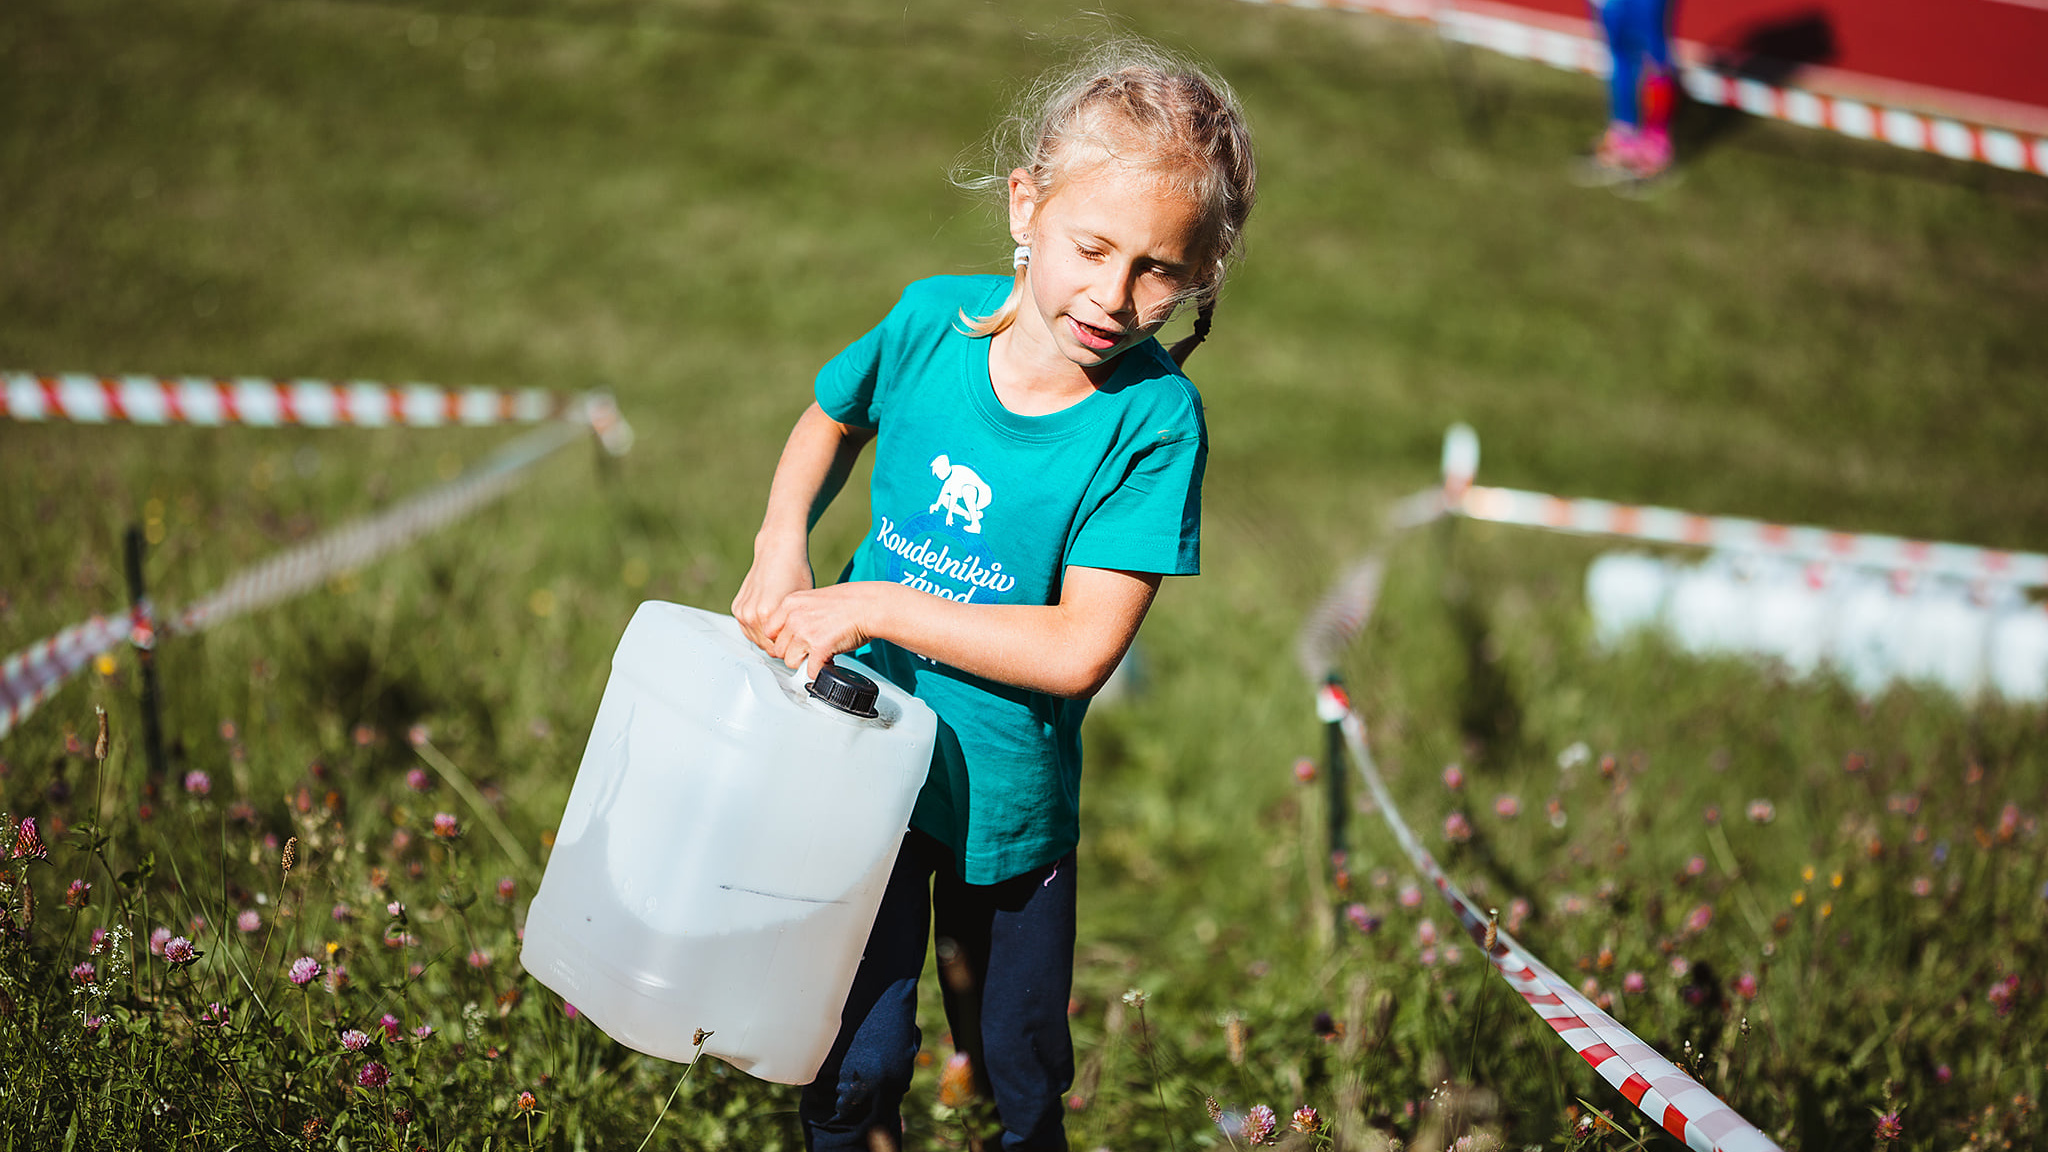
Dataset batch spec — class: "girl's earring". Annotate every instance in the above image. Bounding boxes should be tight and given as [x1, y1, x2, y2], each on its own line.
[1012, 244, 1031, 271]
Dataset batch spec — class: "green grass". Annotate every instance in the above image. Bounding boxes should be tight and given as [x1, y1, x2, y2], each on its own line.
[2, 0, 2045, 1148]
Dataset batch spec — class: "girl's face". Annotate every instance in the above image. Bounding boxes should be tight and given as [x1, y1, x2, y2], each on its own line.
[1008, 159, 1206, 377]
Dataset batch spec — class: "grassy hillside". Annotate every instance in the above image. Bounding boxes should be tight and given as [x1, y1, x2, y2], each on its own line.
[2, 0, 2044, 1148]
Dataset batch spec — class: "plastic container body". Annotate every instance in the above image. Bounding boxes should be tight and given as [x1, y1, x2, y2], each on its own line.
[521, 602, 937, 1085]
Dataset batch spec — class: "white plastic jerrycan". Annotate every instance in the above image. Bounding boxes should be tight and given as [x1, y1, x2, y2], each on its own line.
[521, 602, 937, 1085]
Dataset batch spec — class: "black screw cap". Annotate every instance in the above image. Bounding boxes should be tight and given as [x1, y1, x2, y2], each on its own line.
[806, 664, 880, 718]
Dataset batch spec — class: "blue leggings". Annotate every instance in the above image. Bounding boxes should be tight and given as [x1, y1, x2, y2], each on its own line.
[1595, 0, 1674, 126]
[800, 831, 1077, 1152]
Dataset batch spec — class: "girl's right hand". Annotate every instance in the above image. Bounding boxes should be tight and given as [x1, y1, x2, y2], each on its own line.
[732, 540, 813, 655]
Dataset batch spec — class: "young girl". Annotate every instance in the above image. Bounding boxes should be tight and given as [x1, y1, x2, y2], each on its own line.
[732, 40, 1255, 1151]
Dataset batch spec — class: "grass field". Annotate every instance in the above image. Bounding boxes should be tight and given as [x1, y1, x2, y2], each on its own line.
[3, 0, 2046, 1148]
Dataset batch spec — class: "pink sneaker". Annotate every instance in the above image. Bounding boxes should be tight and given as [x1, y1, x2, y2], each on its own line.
[1573, 122, 1640, 186]
[1626, 127, 1673, 179]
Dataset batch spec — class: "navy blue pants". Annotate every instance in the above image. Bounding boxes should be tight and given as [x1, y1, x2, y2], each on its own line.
[800, 831, 1076, 1152]
[1595, 0, 1674, 125]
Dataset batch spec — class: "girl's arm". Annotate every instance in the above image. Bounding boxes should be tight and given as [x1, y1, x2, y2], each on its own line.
[754, 565, 1162, 700]
[731, 402, 876, 653]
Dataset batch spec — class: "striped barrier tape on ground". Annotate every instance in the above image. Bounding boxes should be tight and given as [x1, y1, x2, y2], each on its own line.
[0, 416, 614, 742]
[2, 373, 637, 456]
[1302, 533, 1781, 1151]
[1450, 483, 2048, 588]
[1235, 0, 2048, 176]
[0, 613, 137, 742]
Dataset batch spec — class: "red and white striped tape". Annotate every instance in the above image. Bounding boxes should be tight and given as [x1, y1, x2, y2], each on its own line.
[1236, 0, 2048, 176]
[1452, 484, 2048, 588]
[0, 612, 138, 741]
[4, 372, 565, 429]
[1315, 673, 1780, 1150]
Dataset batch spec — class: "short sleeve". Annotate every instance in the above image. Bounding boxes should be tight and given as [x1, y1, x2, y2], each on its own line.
[814, 317, 890, 430]
[1066, 426, 1207, 576]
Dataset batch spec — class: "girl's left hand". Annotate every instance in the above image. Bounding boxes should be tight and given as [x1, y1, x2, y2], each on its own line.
[761, 582, 890, 677]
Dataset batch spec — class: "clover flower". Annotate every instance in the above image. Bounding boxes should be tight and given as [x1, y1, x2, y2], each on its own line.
[380, 1013, 402, 1041]
[182, 770, 211, 796]
[162, 937, 198, 965]
[1444, 812, 1473, 843]
[64, 879, 91, 908]
[289, 956, 321, 986]
[1684, 904, 1714, 934]
[1989, 974, 2020, 1016]
[1734, 972, 1760, 1000]
[1243, 1103, 1277, 1145]
[467, 949, 492, 970]
[1622, 970, 1647, 994]
[1418, 919, 1439, 947]
[1398, 883, 1423, 909]
[497, 877, 517, 902]
[1345, 904, 1381, 934]
[71, 962, 96, 983]
[431, 812, 460, 839]
[1441, 763, 1464, 790]
[1292, 758, 1316, 784]
[406, 768, 433, 793]
[1875, 1112, 1903, 1141]
[357, 1061, 390, 1089]
[1291, 1106, 1321, 1133]
[148, 927, 171, 956]
[1746, 799, 1775, 825]
[200, 1002, 229, 1026]
[412, 1023, 435, 1040]
[516, 1090, 537, 1113]
[341, 1029, 371, 1051]
[11, 816, 47, 860]
[237, 909, 262, 933]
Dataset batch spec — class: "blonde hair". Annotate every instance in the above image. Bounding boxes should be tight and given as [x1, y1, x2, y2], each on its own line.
[956, 40, 1257, 365]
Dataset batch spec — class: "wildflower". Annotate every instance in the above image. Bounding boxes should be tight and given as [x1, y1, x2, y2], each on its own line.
[237, 909, 261, 933]
[352, 724, 377, 747]
[1398, 883, 1423, 909]
[406, 768, 433, 793]
[1998, 803, 2021, 842]
[1936, 1064, 1952, 1084]
[393, 1108, 414, 1126]
[937, 1052, 975, 1108]
[182, 770, 211, 796]
[357, 1061, 390, 1089]
[516, 1090, 537, 1113]
[1684, 904, 1714, 934]
[1507, 897, 1531, 933]
[83, 1015, 104, 1035]
[497, 877, 517, 902]
[1702, 804, 1721, 825]
[387, 900, 406, 918]
[562, 1003, 579, 1020]
[1291, 1105, 1322, 1134]
[1493, 794, 1521, 819]
[1345, 903, 1381, 934]
[281, 836, 297, 874]
[289, 956, 321, 986]
[1293, 758, 1316, 784]
[163, 937, 199, 965]
[1242, 1104, 1277, 1145]
[341, 1029, 371, 1051]
[64, 879, 91, 908]
[1443, 812, 1473, 843]
[1734, 972, 1759, 1000]
[71, 961, 96, 983]
[412, 1023, 435, 1040]
[200, 1002, 229, 1026]
[1121, 988, 1148, 1009]
[1418, 919, 1439, 947]
[1989, 974, 2020, 1016]
[1443, 945, 1463, 966]
[379, 1013, 402, 1040]
[90, 928, 109, 953]
[1441, 764, 1465, 790]
[1874, 1112, 1903, 1141]
[407, 724, 431, 748]
[1421, 946, 1439, 967]
[1622, 970, 1646, 994]
[1910, 876, 1933, 897]
[467, 950, 492, 970]
[1557, 741, 1590, 770]
[11, 817, 47, 860]
[1668, 955, 1691, 979]
[326, 965, 350, 992]
[1546, 796, 1567, 828]
[1312, 1011, 1340, 1040]
[302, 1117, 326, 1139]
[1684, 855, 1707, 878]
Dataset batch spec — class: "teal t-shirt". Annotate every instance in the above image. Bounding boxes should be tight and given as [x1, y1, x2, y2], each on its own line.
[816, 275, 1207, 884]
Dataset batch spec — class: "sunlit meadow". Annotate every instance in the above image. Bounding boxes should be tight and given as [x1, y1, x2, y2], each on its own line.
[4, 0, 2045, 1148]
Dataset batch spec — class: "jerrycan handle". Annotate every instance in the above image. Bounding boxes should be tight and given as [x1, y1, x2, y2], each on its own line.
[806, 663, 881, 718]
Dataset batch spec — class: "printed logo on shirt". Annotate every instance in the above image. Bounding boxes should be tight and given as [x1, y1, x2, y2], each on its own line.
[928, 454, 992, 534]
[873, 451, 1016, 605]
